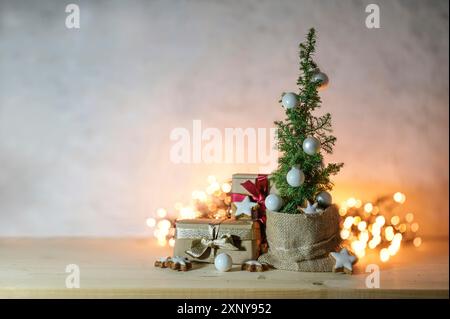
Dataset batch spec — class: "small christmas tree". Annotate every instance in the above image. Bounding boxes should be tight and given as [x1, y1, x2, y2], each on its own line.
[271, 28, 343, 214]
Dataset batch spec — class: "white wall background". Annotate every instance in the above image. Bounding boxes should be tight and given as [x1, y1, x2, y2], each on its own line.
[0, 0, 448, 237]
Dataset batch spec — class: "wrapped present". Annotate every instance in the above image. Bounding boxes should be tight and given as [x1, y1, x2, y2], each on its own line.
[174, 218, 261, 264]
[230, 173, 275, 222]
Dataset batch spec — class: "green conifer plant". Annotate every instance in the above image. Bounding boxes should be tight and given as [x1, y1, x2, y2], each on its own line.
[271, 28, 344, 214]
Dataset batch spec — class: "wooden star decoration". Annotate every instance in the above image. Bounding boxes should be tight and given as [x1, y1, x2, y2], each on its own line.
[235, 196, 258, 218]
[330, 248, 357, 274]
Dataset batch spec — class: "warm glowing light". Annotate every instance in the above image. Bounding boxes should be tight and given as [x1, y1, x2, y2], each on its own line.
[215, 209, 226, 217]
[364, 203, 373, 213]
[359, 230, 369, 242]
[355, 199, 362, 208]
[198, 191, 207, 202]
[357, 221, 367, 231]
[192, 191, 207, 202]
[153, 229, 161, 238]
[353, 216, 361, 226]
[380, 248, 390, 262]
[168, 238, 176, 247]
[356, 249, 365, 258]
[393, 192, 406, 204]
[398, 223, 407, 233]
[343, 216, 354, 229]
[157, 238, 167, 246]
[371, 206, 380, 215]
[391, 216, 400, 226]
[339, 207, 347, 216]
[211, 182, 220, 191]
[174, 202, 183, 210]
[375, 215, 385, 227]
[156, 208, 167, 218]
[411, 222, 419, 232]
[221, 183, 232, 193]
[157, 219, 171, 230]
[146, 217, 156, 228]
[405, 213, 414, 223]
[368, 235, 381, 249]
[340, 229, 350, 239]
[371, 224, 381, 236]
[179, 207, 196, 219]
[351, 240, 366, 258]
[393, 233, 402, 242]
[413, 237, 422, 247]
[158, 228, 169, 237]
[388, 244, 399, 256]
[385, 226, 394, 241]
[346, 197, 357, 207]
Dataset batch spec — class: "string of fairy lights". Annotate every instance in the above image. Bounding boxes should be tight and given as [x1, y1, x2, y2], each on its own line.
[338, 192, 422, 262]
[146, 176, 422, 262]
[146, 176, 232, 247]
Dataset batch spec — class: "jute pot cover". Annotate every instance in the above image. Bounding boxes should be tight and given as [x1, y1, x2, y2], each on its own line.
[258, 205, 341, 272]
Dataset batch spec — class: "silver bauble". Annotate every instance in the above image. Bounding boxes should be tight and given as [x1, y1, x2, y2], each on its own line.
[214, 253, 233, 272]
[312, 71, 329, 89]
[302, 136, 321, 155]
[264, 194, 283, 212]
[281, 92, 298, 109]
[286, 166, 305, 187]
[316, 191, 332, 208]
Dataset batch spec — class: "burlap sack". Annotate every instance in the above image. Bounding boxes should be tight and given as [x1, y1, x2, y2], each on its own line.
[258, 205, 341, 272]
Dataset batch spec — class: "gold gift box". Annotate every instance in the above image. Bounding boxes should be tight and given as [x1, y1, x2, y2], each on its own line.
[173, 218, 261, 264]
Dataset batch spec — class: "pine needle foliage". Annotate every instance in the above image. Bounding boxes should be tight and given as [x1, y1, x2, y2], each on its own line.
[272, 28, 343, 214]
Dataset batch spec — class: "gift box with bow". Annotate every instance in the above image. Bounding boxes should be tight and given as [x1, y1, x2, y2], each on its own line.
[173, 219, 261, 264]
[230, 173, 276, 223]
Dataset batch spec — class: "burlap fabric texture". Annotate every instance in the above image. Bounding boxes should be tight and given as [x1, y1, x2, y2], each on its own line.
[258, 205, 341, 272]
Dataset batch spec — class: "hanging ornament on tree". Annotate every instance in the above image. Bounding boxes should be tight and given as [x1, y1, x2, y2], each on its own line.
[312, 70, 329, 89]
[302, 136, 321, 155]
[265, 194, 283, 212]
[281, 92, 299, 109]
[316, 191, 332, 208]
[286, 166, 305, 187]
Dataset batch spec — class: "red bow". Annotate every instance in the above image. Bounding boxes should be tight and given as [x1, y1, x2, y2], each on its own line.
[231, 174, 269, 224]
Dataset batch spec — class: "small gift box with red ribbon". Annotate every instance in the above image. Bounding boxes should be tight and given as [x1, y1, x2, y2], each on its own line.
[230, 173, 275, 224]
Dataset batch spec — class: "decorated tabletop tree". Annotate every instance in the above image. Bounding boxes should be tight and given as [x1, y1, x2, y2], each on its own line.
[266, 28, 343, 214]
[258, 29, 348, 272]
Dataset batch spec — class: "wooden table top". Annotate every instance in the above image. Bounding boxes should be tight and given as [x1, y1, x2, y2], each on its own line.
[0, 237, 448, 298]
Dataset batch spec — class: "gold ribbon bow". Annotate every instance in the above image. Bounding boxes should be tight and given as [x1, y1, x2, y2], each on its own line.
[185, 223, 239, 258]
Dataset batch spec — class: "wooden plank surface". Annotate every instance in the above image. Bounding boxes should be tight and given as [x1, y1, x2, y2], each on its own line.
[0, 238, 448, 298]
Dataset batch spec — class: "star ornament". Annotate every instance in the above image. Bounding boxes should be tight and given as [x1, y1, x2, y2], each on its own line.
[235, 196, 258, 218]
[300, 200, 320, 215]
[330, 248, 357, 274]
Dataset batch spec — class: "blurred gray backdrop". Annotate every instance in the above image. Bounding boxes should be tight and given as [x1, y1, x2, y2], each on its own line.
[0, 0, 448, 236]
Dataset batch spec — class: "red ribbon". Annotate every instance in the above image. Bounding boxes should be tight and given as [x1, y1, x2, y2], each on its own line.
[231, 174, 269, 224]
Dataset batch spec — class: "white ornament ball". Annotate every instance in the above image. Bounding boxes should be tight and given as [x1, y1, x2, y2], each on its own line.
[286, 166, 305, 187]
[312, 71, 329, 89]
[265, 194, 283, 212]
[281, 92, 298, 109]
[214, 253, 233, 272]
[302, 136, 321, 155]
[316, 191, 332, 208]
